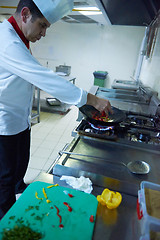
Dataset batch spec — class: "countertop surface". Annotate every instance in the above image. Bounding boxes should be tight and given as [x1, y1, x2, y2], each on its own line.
[34, 172, 141, 240]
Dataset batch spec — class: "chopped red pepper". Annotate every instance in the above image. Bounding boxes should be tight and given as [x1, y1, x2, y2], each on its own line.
[90, 215, 94, 223]
[59, 224, 64, 228]
[101, 111, 106, 117]
[63, 202, 72, 212]
[68, 193, 73, 198]
[92, 111, 109, 122]
[54, 205, 62, 223]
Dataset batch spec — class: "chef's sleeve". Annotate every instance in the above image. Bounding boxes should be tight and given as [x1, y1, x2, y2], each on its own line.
[0, 40, 88, 107]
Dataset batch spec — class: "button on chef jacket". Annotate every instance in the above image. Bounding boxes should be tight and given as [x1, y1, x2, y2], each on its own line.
[0, 19, 87, 135]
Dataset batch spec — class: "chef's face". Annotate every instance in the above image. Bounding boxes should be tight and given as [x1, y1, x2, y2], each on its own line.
[21, 7, 51, 42]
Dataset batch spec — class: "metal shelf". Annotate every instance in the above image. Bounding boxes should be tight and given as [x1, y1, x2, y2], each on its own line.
[32, 87, 40, 123]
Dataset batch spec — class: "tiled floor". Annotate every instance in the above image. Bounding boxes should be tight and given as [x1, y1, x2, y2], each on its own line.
[24, 106, 79, 184]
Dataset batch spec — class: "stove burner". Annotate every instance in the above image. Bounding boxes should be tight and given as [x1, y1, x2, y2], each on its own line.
[86, 123, 115, 135]
[138, 133, 151, 142]
[156, 132, 160, 138]
[127, 115, 155, 128]
[89, 123, 114, 131]
[77, 117, 160, 146]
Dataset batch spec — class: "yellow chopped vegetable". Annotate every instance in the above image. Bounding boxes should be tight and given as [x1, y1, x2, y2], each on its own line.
[42, 188, 47, 199]
[46, 199, 51, 203]
[47, 184, 59, 189]
[97, 188, 122, 209]
[35, 192, 43, 200]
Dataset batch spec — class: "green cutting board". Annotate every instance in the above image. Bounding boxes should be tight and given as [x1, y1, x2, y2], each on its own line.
[0, 181, 98, 240]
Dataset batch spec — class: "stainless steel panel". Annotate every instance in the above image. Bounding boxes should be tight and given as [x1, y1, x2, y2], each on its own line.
[53, 135, 160, 196]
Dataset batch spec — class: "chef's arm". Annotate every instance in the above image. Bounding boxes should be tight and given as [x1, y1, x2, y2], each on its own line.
[87, 93, 113, 115]
[1, 40, 112, 114]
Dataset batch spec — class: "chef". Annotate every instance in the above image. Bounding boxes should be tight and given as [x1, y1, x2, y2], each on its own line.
[0, 0, 112, 219]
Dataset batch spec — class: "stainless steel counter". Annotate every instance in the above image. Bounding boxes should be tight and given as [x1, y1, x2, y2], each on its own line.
[52, 135, 160, 195]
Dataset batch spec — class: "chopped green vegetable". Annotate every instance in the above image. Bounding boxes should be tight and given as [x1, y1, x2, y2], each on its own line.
[9, 216, 15, 220]
[2, 224, 43, 240]
[25, 206, 34, 212]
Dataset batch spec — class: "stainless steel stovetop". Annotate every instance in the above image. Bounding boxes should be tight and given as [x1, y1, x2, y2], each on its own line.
[76, 110, 160, 146]
[52, 100, 160, 197]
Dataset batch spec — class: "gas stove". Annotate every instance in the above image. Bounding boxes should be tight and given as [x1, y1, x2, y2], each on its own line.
[51, 99, 160, 211]
[120, 112, 160, 130]
[76, 111, 160, 147]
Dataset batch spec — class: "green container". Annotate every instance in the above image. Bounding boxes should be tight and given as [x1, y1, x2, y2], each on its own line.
[94, 78, 105, 87]
[93, 71, 108, 87]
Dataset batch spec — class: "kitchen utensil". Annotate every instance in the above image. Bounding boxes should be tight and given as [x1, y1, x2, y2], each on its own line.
[59, 151, 150, 175]
[79, 105, 126, 126]
[0, 182, 98, 240]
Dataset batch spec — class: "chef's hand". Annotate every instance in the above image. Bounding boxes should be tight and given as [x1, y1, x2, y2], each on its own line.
[87, 93, 113, 115]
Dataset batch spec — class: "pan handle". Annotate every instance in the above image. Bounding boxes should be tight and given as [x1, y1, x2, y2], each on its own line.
[59, 151, 126, 167]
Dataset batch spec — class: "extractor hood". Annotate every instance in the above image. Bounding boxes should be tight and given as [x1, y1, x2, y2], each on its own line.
[96, 0, 160, 26]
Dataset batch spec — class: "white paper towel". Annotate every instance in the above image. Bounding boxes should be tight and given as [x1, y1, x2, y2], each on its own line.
[60, 175, 93, 194]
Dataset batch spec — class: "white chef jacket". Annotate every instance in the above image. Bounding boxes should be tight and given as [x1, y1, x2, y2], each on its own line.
[0, 20, 87, 135]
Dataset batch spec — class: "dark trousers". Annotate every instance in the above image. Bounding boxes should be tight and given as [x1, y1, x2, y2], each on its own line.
[0, 128, 30, 220]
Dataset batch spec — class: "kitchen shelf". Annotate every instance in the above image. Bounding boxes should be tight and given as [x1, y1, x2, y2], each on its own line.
[32, 87, 40, 123]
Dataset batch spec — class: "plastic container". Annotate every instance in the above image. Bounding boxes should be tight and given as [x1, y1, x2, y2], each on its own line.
[93, 71, 108, 87]
[137, 181, 160, 240]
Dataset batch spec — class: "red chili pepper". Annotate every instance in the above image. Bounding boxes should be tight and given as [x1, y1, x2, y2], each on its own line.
[68, 193, 73, 198]
[68, 206, 72, 212]
[90, 215, 94, 223]
[93, 111, 108, 122]
[54, 205, 62, 223]
[63, 202, 72, 212]
[101, 111, 106, 117]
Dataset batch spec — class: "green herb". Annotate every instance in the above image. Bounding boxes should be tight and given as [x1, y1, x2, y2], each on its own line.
[16, 217, 24, 225]
[2, 224, 43, 240]
[9, 216, 15, 220]
[25, 206, 34, 212]
[34, 216, 42, 221]
[25, 205, 39, 212]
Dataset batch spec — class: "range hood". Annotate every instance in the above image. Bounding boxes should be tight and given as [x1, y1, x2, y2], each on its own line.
[96, 0, 160, 26]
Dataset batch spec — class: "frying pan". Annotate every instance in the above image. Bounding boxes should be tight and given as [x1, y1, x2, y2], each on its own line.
[79, 105, 126, 126]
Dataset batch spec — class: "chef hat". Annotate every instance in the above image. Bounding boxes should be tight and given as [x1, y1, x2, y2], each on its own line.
[32, 0, 74, 24]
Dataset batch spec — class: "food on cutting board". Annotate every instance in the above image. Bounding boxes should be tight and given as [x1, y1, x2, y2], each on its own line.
[97, 188, 122, 209]
[2, 224, 42, 240]
[0, 182, 98, 240]
[145, 188, 160, 219]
